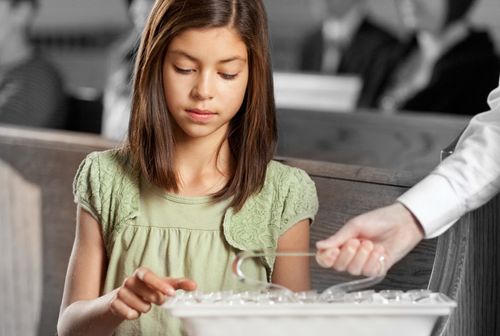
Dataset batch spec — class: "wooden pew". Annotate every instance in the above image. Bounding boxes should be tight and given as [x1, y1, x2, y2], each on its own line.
[0, 160, 42, 336]
[0, 126, 114, 336]
[0, 124, 497, 336]
[277, 108, 469, 177]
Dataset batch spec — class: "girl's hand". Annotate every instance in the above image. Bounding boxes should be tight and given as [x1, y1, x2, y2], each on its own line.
[108, 267, 197, 320]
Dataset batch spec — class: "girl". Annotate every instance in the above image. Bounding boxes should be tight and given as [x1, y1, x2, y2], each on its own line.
[57, 1, 318, 335]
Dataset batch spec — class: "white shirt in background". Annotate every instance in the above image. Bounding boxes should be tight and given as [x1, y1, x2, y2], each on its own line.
[398, 78, 500, 238]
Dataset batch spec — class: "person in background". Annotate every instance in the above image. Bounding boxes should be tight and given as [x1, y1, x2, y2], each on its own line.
[57, 0, 318, 335]
[101, 0, 154, 141]
[299, 0, 398, 79]
[359, 0, 500, 116]
[0, 0, 66, 128]
[316, 78, 500, 276]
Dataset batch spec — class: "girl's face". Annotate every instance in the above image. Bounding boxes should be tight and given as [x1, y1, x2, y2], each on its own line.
[163, 27, 249, 142]
[396, 0, 448, 34]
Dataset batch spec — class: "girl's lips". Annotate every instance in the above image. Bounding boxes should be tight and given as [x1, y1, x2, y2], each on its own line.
[188, 108, 215, 114]
[186, 109, 216, 122]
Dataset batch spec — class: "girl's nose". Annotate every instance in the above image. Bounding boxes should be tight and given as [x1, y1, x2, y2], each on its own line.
[192, 73, 214, 100]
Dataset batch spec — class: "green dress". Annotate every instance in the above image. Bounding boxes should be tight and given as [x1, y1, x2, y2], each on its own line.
[73, 149, 318, 335]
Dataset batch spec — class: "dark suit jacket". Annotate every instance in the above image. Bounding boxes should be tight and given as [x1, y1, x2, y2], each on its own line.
[359, 29, 500, 115]
[299, 18, 399, 77]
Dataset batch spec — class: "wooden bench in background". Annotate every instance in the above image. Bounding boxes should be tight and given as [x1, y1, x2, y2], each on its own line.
[0, 124, 497, 336]
[276, 108, 469, 177]
[0, 161, 42, 336]
[0, 126, 114, 336]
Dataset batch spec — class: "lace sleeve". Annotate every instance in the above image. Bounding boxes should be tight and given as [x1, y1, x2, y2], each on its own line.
[279, 167, 319, 235]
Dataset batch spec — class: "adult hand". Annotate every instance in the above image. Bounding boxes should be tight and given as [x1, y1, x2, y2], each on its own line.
[108, 267, 197, 320]
[315, 202, 425, 276]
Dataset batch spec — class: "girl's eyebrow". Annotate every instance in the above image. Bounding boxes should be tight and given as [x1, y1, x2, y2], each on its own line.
[169, 49, 247, 64]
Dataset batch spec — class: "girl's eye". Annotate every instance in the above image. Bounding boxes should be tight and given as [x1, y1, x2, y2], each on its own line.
[219, 73, 238, 80]
[174, 66, 194, 74]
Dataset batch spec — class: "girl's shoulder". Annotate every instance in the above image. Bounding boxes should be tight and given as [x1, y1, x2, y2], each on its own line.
[79, 148, 134, 173]
[265, 159, 315, 189]
[74, 148, 140, 188]
[223, 160, 319, 274]
[263, 160, 318, 219]
[73, 147, 139, 206]
[73, 148, 140, 248]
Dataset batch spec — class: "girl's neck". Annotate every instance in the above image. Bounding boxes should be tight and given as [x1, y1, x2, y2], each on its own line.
[173, 137, 234, 196]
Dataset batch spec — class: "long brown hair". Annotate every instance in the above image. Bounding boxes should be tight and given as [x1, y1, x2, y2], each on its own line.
[127, 0, 277, 211]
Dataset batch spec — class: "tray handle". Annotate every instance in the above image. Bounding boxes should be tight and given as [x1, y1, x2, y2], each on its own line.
[232, 248, 385, 300]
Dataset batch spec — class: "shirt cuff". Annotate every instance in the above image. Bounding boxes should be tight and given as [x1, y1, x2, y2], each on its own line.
[397, 174, 465, 238]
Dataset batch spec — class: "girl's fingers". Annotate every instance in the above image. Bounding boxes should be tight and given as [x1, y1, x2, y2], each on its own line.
[126, 277, 166, 305]
[129, 267, 197, 305]
[346, 240, 374, 276]
[109, 295, 140, 320]
[170, 278, 197, 291]
[135, 267, 175, 295]
[363, 245, 386, 277]
[333, 239, 361, 272]
[116, 287, 152, 314]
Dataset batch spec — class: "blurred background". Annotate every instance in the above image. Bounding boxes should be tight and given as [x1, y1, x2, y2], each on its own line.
[2, 0, 500, 174]
[30, 0, 499, 88]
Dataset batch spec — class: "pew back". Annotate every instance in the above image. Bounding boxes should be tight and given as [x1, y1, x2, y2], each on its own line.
[277, 108, 469, 177]
[0, 126, 113, 336]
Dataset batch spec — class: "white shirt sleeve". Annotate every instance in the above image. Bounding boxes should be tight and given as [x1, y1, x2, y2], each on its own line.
[398, 80, 500, 238]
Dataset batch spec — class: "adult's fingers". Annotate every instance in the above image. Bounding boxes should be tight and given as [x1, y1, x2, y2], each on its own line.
[316, 247, 340, 268]
[346, 240, 374, 276]
[332, 239, 360, 272]
[316, 221, 360, 250]
[362, 245, 387, 277]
